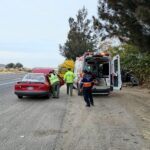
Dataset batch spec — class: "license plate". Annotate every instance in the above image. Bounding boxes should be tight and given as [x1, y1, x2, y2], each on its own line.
[27, 87, 33, 90]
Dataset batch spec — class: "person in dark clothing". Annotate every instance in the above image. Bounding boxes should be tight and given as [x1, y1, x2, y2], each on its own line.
[80, 71, 94, 107]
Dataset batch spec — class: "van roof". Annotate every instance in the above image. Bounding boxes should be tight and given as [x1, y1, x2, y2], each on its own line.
[32, 67, 54, 75]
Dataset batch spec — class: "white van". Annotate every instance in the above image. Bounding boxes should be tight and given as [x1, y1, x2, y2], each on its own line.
[74, 52, 122, 95]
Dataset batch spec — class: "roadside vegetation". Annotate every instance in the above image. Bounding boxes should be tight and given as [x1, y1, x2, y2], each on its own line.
[108, 44, 150, 87]
[59, 7, 97, 60]
[58, 59, 74, 78]
[5, 62, 23, 69]
[59, 0, 150, 87]
[0, 62, 31, 73]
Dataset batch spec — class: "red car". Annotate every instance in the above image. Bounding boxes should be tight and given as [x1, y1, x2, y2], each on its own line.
[14, 73, 51, 99]
[32, 67, 64, 86]
[14, 68, 64, 99]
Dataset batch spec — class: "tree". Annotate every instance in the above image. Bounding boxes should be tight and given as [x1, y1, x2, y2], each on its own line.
[59, 7, 97, 60]
[58, 59, 75, 78]
[15, 63, 23, 68]
[93, 0, 150, 52]
[5, 63, 15, 68]
[108, 44, 150, 85]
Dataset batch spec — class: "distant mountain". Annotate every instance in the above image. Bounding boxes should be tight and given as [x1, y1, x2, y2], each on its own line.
[0, 64, 6, 68]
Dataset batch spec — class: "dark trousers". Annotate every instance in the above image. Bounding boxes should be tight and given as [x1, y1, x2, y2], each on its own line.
[83, 87, 94, 106]
[66, 83, 73, 96]
[52, 81, 60, 98]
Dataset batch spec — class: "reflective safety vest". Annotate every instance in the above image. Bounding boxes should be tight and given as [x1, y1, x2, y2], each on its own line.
[64, 71, 75, 83]
[80, 74, 93, 89]
[83, 82, 92, 87]
[49, 74, 59, 85]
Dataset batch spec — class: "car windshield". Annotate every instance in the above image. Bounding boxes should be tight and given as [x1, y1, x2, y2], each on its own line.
[22, 73, 45, 83]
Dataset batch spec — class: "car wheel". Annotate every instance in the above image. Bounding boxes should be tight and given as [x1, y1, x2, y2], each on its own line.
[45, 93, 50, 99]
[130, 76, 139, 86]
[18, 95, 23, 99]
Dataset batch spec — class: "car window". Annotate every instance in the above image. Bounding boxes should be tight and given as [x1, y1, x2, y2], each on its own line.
[22, 74, 45, 82]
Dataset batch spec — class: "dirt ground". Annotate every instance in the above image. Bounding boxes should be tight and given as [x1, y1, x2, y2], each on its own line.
[55, 87, 150, 150]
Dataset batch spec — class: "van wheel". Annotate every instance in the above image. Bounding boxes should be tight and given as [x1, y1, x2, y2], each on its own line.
[18, 95, 23, 99]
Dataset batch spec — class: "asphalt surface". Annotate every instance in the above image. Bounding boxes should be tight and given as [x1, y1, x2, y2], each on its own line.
[0, 73, 149, 150]
[56, 88, 150, 150]
[0, 73, 68, 150]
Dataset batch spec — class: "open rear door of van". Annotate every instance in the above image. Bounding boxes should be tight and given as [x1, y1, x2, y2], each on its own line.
[111, 55, 122, 90]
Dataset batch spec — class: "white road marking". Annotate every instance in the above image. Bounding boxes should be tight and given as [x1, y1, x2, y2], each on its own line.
[0, 80, 20, 86]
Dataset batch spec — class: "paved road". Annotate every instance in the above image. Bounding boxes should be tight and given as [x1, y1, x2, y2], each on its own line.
[0, 73, 68, 150]
[0, 73, 25, 99]
[0, 73, 24, 85]
[56, 88, 150, 150]
[0, 74, 149, 150]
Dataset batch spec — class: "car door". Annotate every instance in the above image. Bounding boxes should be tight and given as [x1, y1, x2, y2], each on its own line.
[111, 55, 122, 90]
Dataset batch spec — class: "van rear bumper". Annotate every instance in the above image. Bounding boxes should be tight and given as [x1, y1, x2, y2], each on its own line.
[92, 88, 111, 95]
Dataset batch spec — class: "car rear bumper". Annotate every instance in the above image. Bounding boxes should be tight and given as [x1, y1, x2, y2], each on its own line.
[15, 91, 50, 97]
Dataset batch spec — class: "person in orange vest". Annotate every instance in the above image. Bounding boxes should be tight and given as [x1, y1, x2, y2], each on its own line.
[80, 70, 94, 107]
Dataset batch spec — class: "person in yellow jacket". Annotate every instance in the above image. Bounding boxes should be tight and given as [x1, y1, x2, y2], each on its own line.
[48, 71, 60, 98]
[64, 68, 75, 96]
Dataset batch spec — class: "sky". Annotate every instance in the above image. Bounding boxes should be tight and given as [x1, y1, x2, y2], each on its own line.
[0, 0, 98, 68]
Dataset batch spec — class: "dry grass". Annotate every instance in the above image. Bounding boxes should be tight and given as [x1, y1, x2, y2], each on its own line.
[0, 68, 31, 74]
